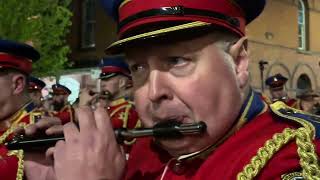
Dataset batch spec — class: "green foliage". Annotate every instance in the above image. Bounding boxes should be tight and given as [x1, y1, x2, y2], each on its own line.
[0, 0, 73, 77]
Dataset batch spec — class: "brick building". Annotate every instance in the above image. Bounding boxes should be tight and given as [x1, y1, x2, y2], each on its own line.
[247, 0, 320, 96]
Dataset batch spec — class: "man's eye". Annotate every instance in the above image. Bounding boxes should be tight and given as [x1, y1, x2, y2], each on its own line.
[167, 57, 190, 67]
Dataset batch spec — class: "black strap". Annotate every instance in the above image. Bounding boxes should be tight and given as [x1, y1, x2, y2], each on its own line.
[119, 6, 240, 31]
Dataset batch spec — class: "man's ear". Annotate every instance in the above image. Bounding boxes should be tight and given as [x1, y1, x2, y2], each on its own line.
[11, 74, 26, 95]
[229, 37, 249, 89]
[118, 76, 127, 89]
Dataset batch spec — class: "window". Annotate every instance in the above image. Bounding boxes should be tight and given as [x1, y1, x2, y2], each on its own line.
[298, 0, 308, 50]
[297, 74, 312, 90]
[81, 0, 96, 49]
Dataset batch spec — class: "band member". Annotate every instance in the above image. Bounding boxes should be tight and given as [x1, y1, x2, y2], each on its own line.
[28, 76, 46, 109]
[0, 39, 41, 179]
[265, 73, 297, 107]
[50, 84, 74, 124]
[80, 56, 140, 153]
[99, 56, 133, 101]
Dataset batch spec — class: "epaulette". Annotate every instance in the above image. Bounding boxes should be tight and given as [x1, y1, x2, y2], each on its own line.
[270, 101, 320, 139]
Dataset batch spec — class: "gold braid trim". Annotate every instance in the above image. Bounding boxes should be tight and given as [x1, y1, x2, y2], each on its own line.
[0, 103, 36, 180]
[123, 104, 136, 145]
[119, 0, 131, 9]
[124, 119, 142, 145]
[123, 105, 131, 128]
[0, 102, 36, 144]
[110, 104, 128, 117]
[107, 21, 211, 49]
[295, 127, 320, 179]
[237, 126, 320, 179]
[237, 128, 296, 180]
[8, 150, 24, 180]
[0, 119, 28, 145]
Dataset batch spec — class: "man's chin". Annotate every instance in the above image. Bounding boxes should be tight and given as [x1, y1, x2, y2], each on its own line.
[156, 136, 204, 157]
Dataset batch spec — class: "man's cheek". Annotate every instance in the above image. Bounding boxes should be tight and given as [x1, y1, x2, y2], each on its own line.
[134, 97, 146, 116]
[134, 95, 151, 125]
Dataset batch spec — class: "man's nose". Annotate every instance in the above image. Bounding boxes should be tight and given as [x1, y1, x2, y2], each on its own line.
[147, 70, 173, 103]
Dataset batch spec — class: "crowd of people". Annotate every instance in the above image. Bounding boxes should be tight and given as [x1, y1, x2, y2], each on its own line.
[1, 0, 320, 179]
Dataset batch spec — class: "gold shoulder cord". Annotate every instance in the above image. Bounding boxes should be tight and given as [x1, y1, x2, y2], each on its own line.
[8, 150, 24, 180]
[237, 102, 320, 180]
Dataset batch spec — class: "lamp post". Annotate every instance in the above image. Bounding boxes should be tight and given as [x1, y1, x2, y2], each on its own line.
[259, 60, 268, 92]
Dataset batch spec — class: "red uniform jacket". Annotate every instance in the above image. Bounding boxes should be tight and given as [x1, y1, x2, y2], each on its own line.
[50, 105, 74, 125]
[108, 98, 140, 152]
[0, 102, 38, 180]
[126, 91, 320, 180]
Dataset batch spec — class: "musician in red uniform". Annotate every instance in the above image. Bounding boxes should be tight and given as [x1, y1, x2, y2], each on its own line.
[50, 0, 320, 179]
[100, 57, 141, 152]
[0, 39, 47, 180]
[78, 56, 140, 153]
[265, 73, 298, 107]
[28, 76, 46, 110]
[50, 84, 74, 124]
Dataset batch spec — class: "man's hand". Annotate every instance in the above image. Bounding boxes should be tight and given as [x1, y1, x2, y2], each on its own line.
[79, 88, 99, 107]
[15, 116, 64, 180]
[24, 160, 56, 180]
[25, 116, 63, 136]
[53, 106, 126, 180]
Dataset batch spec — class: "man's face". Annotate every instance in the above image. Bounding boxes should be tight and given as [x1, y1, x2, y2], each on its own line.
[52, 94, 67, 110]
[100, 77, 120, 97]
[270, 87, 286, 100]
[53, 94, 66, 104]
[29, 90, 42, 107]
[127, 35, 244, 156]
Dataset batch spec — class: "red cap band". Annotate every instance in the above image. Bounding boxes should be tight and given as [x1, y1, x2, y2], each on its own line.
[0, 53, 32, 74]
[101, 66, 130, 75]
[118, 0, 245, 38]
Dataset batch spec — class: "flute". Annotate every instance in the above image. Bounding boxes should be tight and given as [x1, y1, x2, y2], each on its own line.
[6, 120, 206, 151]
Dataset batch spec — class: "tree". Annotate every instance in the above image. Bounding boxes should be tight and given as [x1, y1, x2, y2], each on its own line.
[0, 0, 72, 77]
